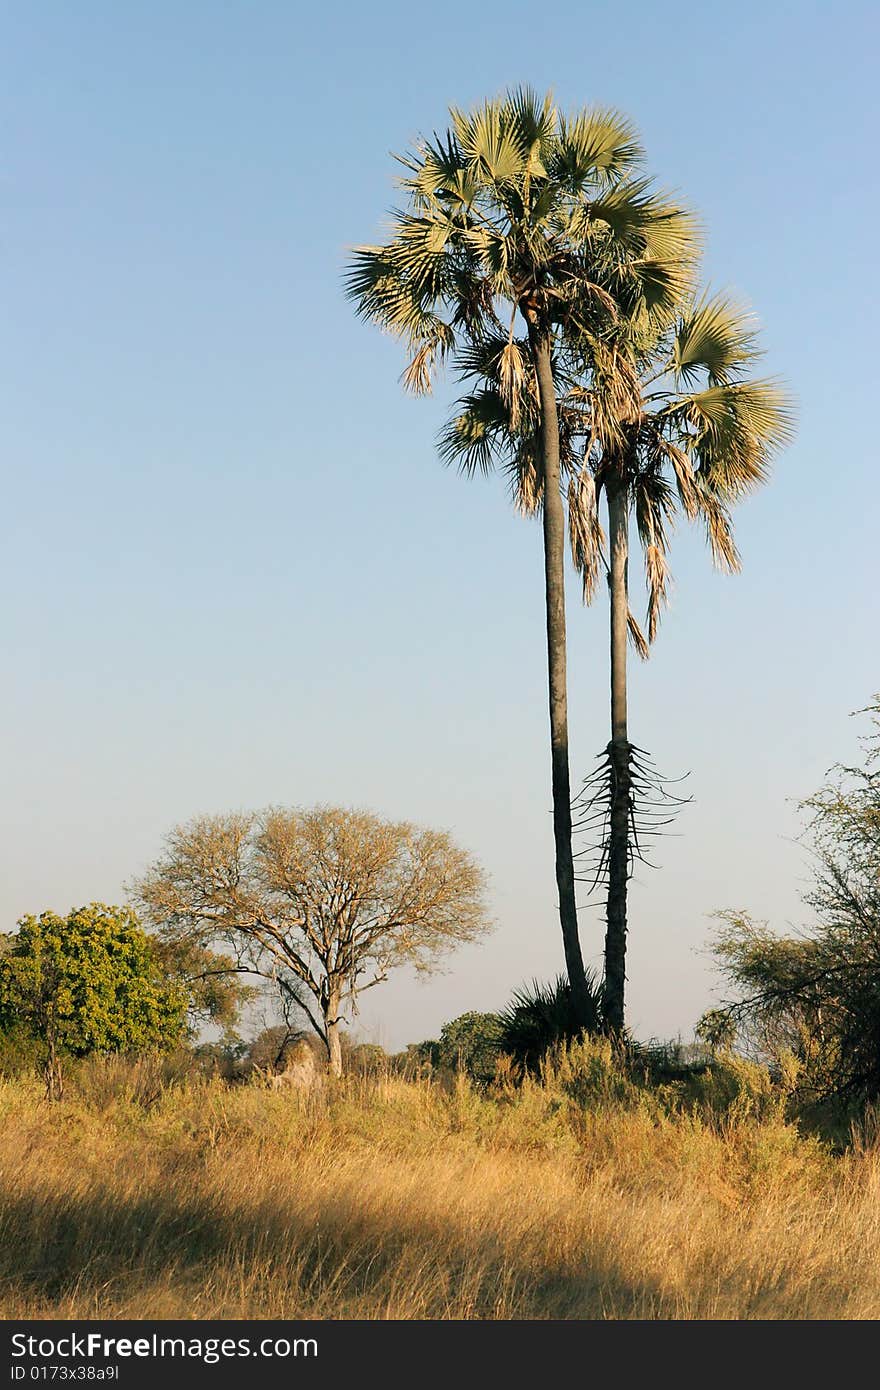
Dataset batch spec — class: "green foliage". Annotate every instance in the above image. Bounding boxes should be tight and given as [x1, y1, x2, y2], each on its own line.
[191, 1036, 249, 1079]
[543, 1033, 643, 1111]
[0, 905, 187, 1090]
[710, 700, 880, 1109]
[496, 974, 604, 1073]
[347, 1043, 388, 1076]
[540, 1035, 789, 1130]
[437, 1011, 505, 1082]
[0, 1023, 42, 1080]
[153, 935, 254, 1034]
[669, 1053, 788, 1127]
[695, 1008, 738, 1053]
[403, 1039, 440, 1069]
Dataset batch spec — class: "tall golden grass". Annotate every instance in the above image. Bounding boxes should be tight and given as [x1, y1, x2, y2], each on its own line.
[1, 1040, 879, 1319]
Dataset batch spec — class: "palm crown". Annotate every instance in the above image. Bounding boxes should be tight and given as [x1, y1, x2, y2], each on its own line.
[441, 292, 795, 648]
[346, 87, 698, 397]
[585, 295, 795, 646]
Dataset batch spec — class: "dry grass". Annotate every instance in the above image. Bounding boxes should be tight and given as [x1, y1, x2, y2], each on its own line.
[1, 1042, 879, 1320]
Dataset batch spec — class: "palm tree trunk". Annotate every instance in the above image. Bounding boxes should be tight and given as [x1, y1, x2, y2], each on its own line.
[528, 325, 593, 1027]
[604, 476, 632, 1036]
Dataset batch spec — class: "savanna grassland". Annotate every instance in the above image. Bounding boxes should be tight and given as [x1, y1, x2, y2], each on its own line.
[2, 1041, 879, 1321]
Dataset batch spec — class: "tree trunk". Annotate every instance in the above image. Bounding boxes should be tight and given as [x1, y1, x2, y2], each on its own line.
[604, 477, 632, 1037]
[44, 1023, 63, 1102]
[528, 324, 593, 1027]
[325, 992, 343, 1079]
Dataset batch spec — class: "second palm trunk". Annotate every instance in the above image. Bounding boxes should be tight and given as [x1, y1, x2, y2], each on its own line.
[604, 477, 632, 1036]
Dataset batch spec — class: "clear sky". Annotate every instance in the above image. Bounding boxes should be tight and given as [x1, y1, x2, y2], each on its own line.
[2, 0, 877, 1050]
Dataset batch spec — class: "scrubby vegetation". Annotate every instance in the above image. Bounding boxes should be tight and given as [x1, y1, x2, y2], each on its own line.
[704, 698, 880, 1113]
[1, 1040, 878, 1320]
[0, 703, 875, 1321]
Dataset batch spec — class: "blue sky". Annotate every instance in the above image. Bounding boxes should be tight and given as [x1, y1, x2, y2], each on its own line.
[2, 0, 877, 1048]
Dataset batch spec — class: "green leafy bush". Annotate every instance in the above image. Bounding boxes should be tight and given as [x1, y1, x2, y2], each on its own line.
[437, 1012, 505, 1082]
[0, 904, 187, 1097]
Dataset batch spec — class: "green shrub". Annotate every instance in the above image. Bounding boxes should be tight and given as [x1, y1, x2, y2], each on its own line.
[0, 905, 188, 1098]
[541, 1034, 645, 1111]
[437, 1012, 505, 1082]
[348, 1043, 388, 1076]
[403, 1039, 440, 1070]
[0, 1024, 42, 1081]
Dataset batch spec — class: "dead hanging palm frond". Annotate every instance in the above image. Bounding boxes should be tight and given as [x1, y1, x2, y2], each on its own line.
[510, 434, 544, 515]
[633, 469, 675, 643]
[568, 467, 606, 602]
[401, 341, 436, 395]
[497, 340, 527, 428]
[572, 744, 692, 891]
[626, 605, 650, 661]
[579, 341, 643, 452]
[654, 436, 699, 521]
[695, 486, 741, 573]
[634, 469, 675, 544]
[401, 321, 456, 395]
[553, 265, 621, 335]
[644, 543, 671, 643]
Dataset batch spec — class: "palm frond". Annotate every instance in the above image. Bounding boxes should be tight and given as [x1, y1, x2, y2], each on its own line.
[437, 389, 510, 476]
[450, 98, 529, 183]
[497, 340, 527, 427]
[694, 485, 741, 573]
[345, 243, 454, 351]
[553, 109, 643, 187]
[644, 543, 671, 643]
[568, 468, 605, 603]
[504, 86, 556, 172]
[407, 131, 467, 198]
[627, 605, 650, 660]
[669, 378, 795, 496]
[636, 419, 700, 520]
[508, 435, 544, 515]
[672, 295, 761, 387]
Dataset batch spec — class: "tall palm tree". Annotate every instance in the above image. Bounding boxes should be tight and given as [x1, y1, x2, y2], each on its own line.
[443, 295, 794, 1035]
[346, 89, 696, 1026]
[573, 296, 796, 1033]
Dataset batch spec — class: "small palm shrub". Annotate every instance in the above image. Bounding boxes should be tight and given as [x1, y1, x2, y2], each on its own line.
[497, 974, 604, 1074]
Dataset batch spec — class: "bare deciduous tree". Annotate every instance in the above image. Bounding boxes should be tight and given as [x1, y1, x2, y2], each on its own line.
[133, 806, 491, 1077]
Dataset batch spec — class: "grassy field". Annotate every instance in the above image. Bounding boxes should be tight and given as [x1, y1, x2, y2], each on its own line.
[1, 1040, 879, 1320]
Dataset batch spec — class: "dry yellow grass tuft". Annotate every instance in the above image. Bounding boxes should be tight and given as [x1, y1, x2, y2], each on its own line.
[1, 1042, 879, 1320]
